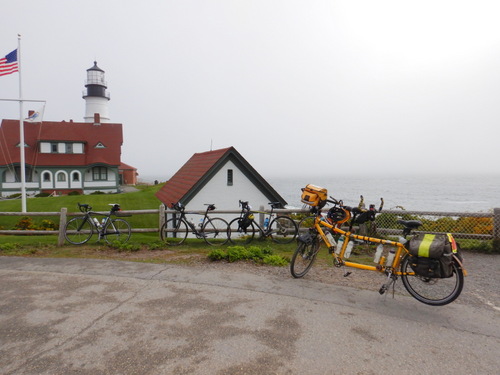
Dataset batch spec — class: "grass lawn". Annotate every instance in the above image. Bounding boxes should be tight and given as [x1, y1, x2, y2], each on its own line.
[0, 231, 304, 265]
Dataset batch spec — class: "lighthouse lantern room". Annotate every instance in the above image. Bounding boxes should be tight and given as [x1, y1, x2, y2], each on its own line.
[83, 61, 111, 123]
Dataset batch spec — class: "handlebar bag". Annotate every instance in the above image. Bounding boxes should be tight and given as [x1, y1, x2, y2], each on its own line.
[408, 234, 453, 278]
[301, 184, 327, 207]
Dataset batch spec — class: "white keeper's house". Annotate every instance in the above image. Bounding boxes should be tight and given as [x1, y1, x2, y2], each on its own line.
[155, 147, 287, 215]
[0, 62, 137, 197]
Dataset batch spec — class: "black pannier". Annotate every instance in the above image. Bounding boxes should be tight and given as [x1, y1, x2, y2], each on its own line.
[238, 212, 254, 231]
[408, 233, 454, 278]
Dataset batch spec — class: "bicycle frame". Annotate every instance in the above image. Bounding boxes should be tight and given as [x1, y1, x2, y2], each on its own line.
[314, 217, 408, 275]
[252, 203, 282, 237]
[171, 205, 213, 236]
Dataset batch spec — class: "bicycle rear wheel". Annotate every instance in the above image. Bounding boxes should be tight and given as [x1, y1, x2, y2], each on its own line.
[400, 255, 464, 306]
[228, 217, 256, 245]
[161, 218, 188, 246]
[290, 238, 320, 278]
[202, 217, 229, 245]
[103, 218, 131, 244]
[65, 217, 93, 244]
[269, 216, 298, 244]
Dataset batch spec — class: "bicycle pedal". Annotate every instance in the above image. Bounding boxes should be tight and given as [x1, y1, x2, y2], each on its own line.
[343, 271, 352, 277]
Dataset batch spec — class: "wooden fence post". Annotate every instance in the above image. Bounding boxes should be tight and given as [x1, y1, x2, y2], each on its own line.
[58, 207, 67, 246]
[159, 204, 165, 233]
[259, 205, 265, 227]
[494, 208, 500, 241]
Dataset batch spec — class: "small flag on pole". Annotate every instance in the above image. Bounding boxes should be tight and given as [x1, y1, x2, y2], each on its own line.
[0, 49, 18, 77]
[25, 105, 45, 123]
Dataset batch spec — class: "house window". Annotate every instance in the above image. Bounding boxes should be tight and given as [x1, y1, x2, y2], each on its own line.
[92, 167, 108, 181]
[227, 169, 233, 186]
[14, 166, 33, 182]
[51, 143, 58, 153]
[72, 172, 80, 182]
[66, 143, 73, 154]
[56, 172, 66, 182]
[43, 172, 51, 182]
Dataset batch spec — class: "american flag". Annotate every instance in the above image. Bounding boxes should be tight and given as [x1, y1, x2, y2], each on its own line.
[0, 49, 18, 77]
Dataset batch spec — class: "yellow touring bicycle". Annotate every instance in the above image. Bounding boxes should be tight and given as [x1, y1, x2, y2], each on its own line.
[290, 185, 467, 306]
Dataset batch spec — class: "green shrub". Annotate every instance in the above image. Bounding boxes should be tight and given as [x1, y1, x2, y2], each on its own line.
[35, 192, 51, 198]
[39, 219, 58, 230]
[13, 216, 36, 230]
[107, 241, 141, 252]
[207, 248, 227, 261]
[262, 254, 288, 266]
[147, 241, 168, 250]
[207, 245, 288, 266]
[0, 242, 22, 251]
[68, 191, 81, 196]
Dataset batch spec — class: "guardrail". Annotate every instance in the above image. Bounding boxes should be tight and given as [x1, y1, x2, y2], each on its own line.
[0, 206, 498, 246]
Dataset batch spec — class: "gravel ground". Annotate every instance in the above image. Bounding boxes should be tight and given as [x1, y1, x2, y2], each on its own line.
[194, 251, 500, 310]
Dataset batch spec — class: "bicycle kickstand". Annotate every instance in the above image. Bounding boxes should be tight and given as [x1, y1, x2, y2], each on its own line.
[379, 271, 397, 297]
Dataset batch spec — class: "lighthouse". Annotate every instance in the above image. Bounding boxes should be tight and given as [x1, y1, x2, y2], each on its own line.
[83, 61, 110, 123]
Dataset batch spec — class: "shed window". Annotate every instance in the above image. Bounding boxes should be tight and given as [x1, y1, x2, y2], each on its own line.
[227, 169, 233, 186]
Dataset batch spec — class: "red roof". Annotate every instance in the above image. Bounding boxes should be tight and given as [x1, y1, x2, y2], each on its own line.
[119, 162, 137, 171]
[0, 119, 123, 167]
[155, 148, 231, 207]
[155, 147, 286, 207]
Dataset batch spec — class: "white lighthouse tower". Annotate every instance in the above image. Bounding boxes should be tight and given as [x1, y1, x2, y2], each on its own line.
[83, 61, 110, 123]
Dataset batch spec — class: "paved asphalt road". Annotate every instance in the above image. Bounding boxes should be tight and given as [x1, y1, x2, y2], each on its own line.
[1, 257, 499, 375]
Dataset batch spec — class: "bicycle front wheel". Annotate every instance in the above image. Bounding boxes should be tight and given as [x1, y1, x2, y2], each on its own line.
[269, 216, 298, 244]
[297, 215, 316, 236]
[290, 239, 320, 278]
[400, 255, 464, 306]
[65, 217, 93, 245]
[202, 218, 229, 245]
[104, 218, 131, 244]
[161, 218, 188, 246]
[228, 217, 256, 245]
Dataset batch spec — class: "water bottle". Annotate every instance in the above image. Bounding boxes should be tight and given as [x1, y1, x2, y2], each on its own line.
[345, 240, 354, 258]
[336, 235, 345, 255]
[93, 217, 101, 228]
[398, 236, 407, 245]
[386, 247, 396, 267]
[374, 244, 384, 263]
[198, 218, 203, 228]
[325, 230, 336, 251]
[264, 217, 269, 229]
[102, 217, 107, 226]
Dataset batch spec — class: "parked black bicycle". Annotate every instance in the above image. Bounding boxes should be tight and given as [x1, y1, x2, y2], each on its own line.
[160, 202, 229, 246]
[64, 203, 131, 245]
[228, 200, 298, 244]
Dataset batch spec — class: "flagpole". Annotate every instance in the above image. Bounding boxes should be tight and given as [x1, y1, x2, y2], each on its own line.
[18, 34, 27, 213]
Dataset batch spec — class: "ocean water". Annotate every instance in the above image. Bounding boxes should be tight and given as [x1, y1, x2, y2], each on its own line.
[268, 174, 500, 213]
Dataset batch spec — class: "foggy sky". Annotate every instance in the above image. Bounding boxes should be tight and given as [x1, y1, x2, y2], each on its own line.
[1, 0, 499, 182]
